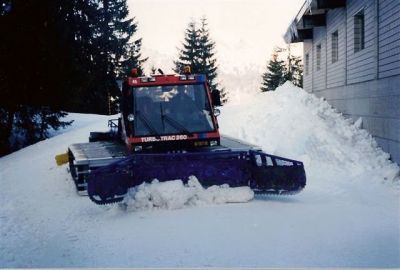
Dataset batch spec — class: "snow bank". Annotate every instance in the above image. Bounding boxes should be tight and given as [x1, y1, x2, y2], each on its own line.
[122, 176, 254, 211]
[121, 81, 399, 211]
[1, 81, 399, 268]
[49, 113, 112, 137]
[221, 81, 399, 189]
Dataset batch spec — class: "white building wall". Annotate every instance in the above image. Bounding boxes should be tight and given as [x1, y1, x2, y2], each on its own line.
[312, 27, 327, 91]
[326, 8, 347, 88]
[378, 0, 400, 78]
[346, 0, 378, 84]
[301, 0, 400, 164]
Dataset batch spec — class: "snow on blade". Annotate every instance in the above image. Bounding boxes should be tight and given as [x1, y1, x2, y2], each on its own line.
[122, 176, 254, 211]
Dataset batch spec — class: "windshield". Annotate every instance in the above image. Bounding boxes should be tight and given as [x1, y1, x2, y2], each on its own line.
[133, 83, 215, 136]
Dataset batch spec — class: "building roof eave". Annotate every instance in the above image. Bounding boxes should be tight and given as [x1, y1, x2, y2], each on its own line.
[283, 0, 346, 44]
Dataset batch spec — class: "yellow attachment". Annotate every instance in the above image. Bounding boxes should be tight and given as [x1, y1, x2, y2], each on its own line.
[55, 152, 69, 166]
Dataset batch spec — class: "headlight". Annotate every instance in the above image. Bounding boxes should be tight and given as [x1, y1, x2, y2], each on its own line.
[210, 140, 218, 146]
[127, 114, 134, 121]
[134, 145, 142, 152]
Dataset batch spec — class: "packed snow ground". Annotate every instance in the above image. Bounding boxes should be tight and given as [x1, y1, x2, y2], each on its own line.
[1, 82, 399, 268]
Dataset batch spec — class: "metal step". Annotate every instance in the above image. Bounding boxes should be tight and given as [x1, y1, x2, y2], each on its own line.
[68, 141, 128, 195]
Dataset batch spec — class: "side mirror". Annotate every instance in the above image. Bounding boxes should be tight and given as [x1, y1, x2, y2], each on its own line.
[213, 108, 221, 117]
[211, 90, 221, 107]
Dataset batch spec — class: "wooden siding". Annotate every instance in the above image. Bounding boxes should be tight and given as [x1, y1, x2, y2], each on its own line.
[326, 8, 347, 88]
[346, 0, 377, 84]
[378, 0, 400, 78]
[312, 27, 327, 91]
[295, 0, 400, 164]
[303, 41, 313, 92]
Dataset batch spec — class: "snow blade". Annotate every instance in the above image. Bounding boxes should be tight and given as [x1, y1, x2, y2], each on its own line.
[87, 151, 306, 205]
[248, 150, 306, 194]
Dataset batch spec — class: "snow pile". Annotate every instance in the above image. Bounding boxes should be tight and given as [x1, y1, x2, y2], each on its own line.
[122, 176, 254, 211]
[221, 81, 399, 188]
[1, 81, 399, 268]
[121, 81, 399, 212]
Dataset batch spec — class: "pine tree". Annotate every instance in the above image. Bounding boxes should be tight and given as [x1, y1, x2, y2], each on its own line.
[174, 20, 201, 73]
[0, 0, 146, 155]
[260, 47, 287, 91]
[175, 17, 228, 104]
[261, 45, 304, 92]
[83, 0, 147, 114]
[198, 18, 217, 86]
[120, 37, 148, 77]
[285, 55, 303, 88]
[0, 0, 74, 155]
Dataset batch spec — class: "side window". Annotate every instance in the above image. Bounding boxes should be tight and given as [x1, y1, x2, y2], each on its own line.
[354, 9, 365, 53]
[331, 30, 339, 63]
[316, 44, 321, 71]
[305, 53, 310, 75]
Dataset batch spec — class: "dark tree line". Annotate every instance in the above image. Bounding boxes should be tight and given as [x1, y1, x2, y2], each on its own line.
[0, 4, 227, 156]
[0, 0, 145, 155]
[261, 46, 303, 92]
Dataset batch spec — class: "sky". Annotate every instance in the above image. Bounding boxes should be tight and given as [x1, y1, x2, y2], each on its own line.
[127, 0, 305, 99]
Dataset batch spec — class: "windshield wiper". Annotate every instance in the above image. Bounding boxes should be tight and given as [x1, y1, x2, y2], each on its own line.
[159, 104, 193, 136]
[162, 114, 194, 137]
[136, 110, 161, 139]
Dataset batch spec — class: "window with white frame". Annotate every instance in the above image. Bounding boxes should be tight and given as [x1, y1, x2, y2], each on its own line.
[331, 30, 339, 63]
[354, 9, 365, 53]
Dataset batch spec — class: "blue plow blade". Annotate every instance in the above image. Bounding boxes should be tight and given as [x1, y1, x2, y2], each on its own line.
[87, 150, 306, 205]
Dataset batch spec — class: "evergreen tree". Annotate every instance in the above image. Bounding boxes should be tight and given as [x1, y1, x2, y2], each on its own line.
[261, 45, 303, 92]
[0, 0, 74, 155]
[0, 0, 146, 155]
[285, 55, 303, 88]
[120, 37, 148, 77]
[174, 20, 201, 74]
[198, 18, 217, 87]
[85, 0, 142, 114]
[175, 17, 228, 104]
[260, 47, 287, 91]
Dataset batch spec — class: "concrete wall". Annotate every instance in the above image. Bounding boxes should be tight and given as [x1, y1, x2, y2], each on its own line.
[302, 0, 400, 164]
[313, 75, 400, 164]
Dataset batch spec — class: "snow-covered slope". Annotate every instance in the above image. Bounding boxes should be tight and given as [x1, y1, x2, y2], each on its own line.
[0, 83, 399, 268]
